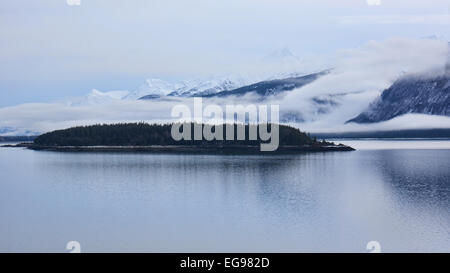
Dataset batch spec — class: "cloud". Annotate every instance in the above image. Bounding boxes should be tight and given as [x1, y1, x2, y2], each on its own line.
[0, 38, 449, 135]
[0, 100, 178, 135]
[66, 89, 129, 106]
[337, 14, 450, 25]
[2, 0, 449, 107]
[299, 114, 450, 133]
[366, 0, 382, 6]
[273, 38, 449, 124]
[1, 99, 449, 136]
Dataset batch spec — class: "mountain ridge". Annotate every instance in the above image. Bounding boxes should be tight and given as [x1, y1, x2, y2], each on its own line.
[347, 72, 450, 124]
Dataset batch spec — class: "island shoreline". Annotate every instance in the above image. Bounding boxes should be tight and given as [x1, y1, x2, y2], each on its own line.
[2, 143, 355, 154]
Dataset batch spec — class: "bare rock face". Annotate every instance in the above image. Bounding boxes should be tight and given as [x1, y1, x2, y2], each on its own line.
[348, 73, 450, 123]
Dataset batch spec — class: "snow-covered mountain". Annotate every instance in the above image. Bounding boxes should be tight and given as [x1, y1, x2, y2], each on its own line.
[0, 126, 37, 136]
[136, 75, 261, 100]
[64, 47, 318, 103]
[0, 127, 17, 135]
[2, 38, 450, 137]
[262, 47, 302, 67]
[136, 48, 311, 100]
[68, 73, 282, 104]
[347, 72, 450, 123]
[67, 89, 129, 106]
[203, 70, 328, 98]
[125, 79, 184, 100]
[166, 76, 254, 97]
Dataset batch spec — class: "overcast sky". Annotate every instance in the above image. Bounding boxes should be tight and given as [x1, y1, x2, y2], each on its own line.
[0, 0, 449, 106]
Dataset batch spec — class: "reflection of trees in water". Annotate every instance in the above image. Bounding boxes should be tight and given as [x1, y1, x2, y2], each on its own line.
[214, 153, 339, 222]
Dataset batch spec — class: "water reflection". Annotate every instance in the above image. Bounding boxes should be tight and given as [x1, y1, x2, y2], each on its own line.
[372, 150, 450, 208]
[0, 147, 449, 252]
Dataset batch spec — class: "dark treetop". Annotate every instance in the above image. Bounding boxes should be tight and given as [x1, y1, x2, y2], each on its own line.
[34, 123, 317, 147]
[29, 123, 354, 153]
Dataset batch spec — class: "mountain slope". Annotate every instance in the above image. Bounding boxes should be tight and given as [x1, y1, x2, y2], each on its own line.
[68, 89, 129, 106]
[137, 76, 256, 100]
[127, 79, 184, 100]
[167, 76, 252, 97]
[202, 70, 328, 98]
[347, 73, 450, 123]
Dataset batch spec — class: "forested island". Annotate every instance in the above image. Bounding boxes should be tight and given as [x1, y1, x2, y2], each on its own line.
[8, 123, 354, 154]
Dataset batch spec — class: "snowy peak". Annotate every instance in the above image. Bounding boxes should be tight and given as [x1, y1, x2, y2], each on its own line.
[126, 79, 183, 100]
[126, 48, 309, 100]
[135, 74, 260, 99]
[166, 75, 255, 97]
[67, 89, 129, 106]
[203, 70, 328, 98]
[267, 47, 300, 60]
[263, 47, 302, 67]
[90, 89, 129, 100]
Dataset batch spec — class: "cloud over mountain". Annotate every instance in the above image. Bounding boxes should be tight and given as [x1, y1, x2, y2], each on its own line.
[0, 38, 449, 136]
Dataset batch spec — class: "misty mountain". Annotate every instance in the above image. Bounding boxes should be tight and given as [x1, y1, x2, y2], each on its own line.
[137, 70, 337, 123]
[68, 89, 129, 106]
[126, 79, 178, 100]
[137, 71, 328, 100]
[201, 70, 328, 98]
[261, 48, 303, 69]
[167, 77, 252, 97]
[137, 48, 317, 100]
[136, 76, 256, 100]
[0, 136, 36, 142]
[347, 73, 450, 124]
[0, 127, 37, 137]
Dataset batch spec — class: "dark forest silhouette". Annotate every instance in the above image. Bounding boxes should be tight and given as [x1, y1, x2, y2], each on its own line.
[34, 123, 326, 147]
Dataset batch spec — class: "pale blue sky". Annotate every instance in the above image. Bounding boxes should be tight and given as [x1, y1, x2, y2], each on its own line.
[0, 0, 449, 106]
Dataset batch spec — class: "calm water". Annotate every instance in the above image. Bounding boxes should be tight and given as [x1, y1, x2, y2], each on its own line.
[0, 140, 449, 253]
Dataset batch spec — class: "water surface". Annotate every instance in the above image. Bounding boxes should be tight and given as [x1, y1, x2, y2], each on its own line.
[0, 140, 449, 252]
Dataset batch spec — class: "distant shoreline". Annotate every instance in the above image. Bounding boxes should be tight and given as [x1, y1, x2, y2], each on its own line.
[310, 128, 450, 139]
[3, 129, 450, 143]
